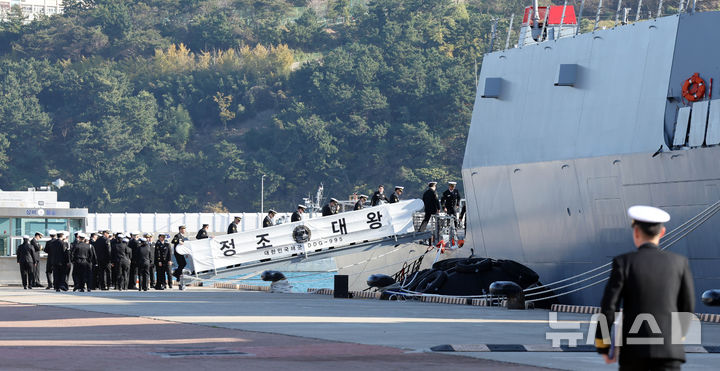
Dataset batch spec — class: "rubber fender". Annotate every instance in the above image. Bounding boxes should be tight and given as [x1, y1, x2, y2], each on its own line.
[702, 289, 720, 306]
[489, 281, 523, 296]
[261, 270, 286, 282]
[455, 258, 493, 274]
[367, 274, 396, 288]
[432, 258, 467, 271]
[496, 260, 539, 288]
[416, 270, 448, 293]
[402, 268, 433, 291]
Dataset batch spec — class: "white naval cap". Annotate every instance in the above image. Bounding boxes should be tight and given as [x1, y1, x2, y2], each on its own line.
[22, 235, 29, 239]
[77, 232, 87, 238]
[448, 181, 457, 185]
[48, 229, 57, 235]
[122, 238, 129, 243]
[330, 198, 339, 203]
[394, 186, 404, 190]
[628, 205, 670, 223]
[358, 194, 368, 199]
[297, 204, 306, 209]
[139, 237, 147, 242]
[117, 233, 126, 238]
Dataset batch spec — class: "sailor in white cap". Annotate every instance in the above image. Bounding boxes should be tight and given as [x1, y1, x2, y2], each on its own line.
[228, 215, 242, 234]
[291, 204, 306, 222]
[155, 233, 173, 289]
[322, 198, 340, 216]
[71, 232, 96, 292]
[16, 235, 37, 289]
[594, 206, 694, 368]
[263, 209, 277, 228]
[112, 234, 132, 291]
[354, 194, 368, 211]
[441, 181, 461, 227]
[135, 234, 153, 291]
[389, 186, 404, 204]
[419, 181, 441, 231]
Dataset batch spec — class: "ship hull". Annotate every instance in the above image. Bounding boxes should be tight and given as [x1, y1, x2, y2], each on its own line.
[462, 146, 720, 312]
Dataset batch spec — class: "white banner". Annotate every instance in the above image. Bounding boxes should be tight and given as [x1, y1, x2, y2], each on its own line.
[176, 199, 423, 273]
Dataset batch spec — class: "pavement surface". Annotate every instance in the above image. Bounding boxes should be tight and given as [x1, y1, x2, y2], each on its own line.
[1, 287, 719, 370]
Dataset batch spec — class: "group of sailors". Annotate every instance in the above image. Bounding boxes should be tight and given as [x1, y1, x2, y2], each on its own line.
[16, 228, 190, 292]
[258, 181, 464, 231]
[15, 181, 463, 290]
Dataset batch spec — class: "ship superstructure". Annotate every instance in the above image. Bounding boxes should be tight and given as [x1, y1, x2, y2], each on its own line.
[463, 9, 720, 311]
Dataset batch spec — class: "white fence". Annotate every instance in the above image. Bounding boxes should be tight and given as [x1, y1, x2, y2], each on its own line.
[85, 212, 293, 236]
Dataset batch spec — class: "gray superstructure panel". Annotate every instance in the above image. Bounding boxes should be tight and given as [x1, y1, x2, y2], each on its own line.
[464, 16, 678, 170]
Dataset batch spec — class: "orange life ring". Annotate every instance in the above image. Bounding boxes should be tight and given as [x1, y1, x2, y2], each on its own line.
[682, 73, 706, 102]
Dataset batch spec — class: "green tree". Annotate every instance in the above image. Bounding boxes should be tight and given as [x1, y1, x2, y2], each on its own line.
[0, 5, 28, 53]
[213, 92, 236, 130]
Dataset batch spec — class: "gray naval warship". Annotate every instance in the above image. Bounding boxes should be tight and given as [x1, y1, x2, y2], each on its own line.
[463, 4, 720, 312]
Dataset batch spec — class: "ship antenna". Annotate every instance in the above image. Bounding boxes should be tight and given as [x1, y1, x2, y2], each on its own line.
[504, 13, 515, 49]
[593, 0, 603, 31]
[556, 1, 568, 40]
[532, 0, 540, 31]
[488, 18, 498, 53]
[531, 0, 541, 40]
[614, 0, 623, 27]
[576, 0, 586, 35]
[656, 0, 663, 17]
[635, 0, 643, 21]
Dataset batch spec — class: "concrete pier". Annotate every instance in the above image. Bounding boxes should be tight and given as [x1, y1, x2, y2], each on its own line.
[1, 287, 718, 370]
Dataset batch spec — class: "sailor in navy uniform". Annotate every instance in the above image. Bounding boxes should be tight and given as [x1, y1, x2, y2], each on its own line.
[263, 210, 277, 228]
[389, 186, 403, 203]
[43, 230, 57, 289]
[354, 195, 368, 210]
[16, 236, 36, 289]
[171, 226, 187, 280]
[71, 233, 96, 292]
[322, 198, 339, 216]
[291, 205, 306, 222]
[419, 181, 440, 232]
[227, 216, 241, 234]
[154, 233, 173, 289]
[196, 224, 209, 239]
[135, 237, 153, 291]
[370, 185, 388, 206]
[595, 206, 695, 370]
[441, 181, 461, 226]
[30, 232, 43, 287]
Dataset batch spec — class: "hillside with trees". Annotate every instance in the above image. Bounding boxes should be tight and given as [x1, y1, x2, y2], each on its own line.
[0, 0, 716, 212]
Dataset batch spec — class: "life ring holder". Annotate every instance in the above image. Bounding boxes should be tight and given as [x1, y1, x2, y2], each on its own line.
[682, 73, 706, 102]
